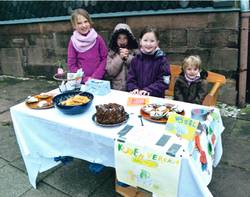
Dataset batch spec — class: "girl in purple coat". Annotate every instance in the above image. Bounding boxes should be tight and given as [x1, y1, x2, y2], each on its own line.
[67, 9, 108, 83]
[127, 26, 170, 97]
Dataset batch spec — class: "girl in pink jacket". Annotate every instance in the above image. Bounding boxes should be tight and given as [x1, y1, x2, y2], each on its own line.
[67, 9, 108, 83]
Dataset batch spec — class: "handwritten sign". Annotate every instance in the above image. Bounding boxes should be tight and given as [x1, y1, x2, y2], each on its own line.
[127, 97, 149, 106]
[166, 113, 199, 141]
[115, 139, 180, 197]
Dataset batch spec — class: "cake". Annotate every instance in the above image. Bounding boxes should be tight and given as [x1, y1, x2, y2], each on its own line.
[95, 103, 126, 124]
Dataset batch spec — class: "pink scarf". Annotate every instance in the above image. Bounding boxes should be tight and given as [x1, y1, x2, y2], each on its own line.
[185, 72, 200, 85]
[71, 28, 98, 53]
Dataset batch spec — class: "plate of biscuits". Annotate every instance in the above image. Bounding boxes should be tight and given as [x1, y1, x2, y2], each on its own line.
[140, 103, 184, 123]
[25, 93, 54, 109]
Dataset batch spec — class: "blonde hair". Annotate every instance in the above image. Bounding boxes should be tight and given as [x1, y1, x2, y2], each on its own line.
[70, 9, 94, 28]
[182, 55, 201, 70]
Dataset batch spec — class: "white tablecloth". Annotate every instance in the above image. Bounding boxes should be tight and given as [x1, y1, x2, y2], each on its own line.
[10, 89, 224, 196]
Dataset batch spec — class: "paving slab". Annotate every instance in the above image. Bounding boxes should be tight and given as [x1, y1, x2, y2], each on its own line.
[10, 157, 64, 184]
[21, 182, 70, 197]
[0, 79, 57, 102]
[230, 119, 250, 140]
[90, 168, 116, 197]
[0, 165, 32, 197]
[10, 157, 26, 172]
[221, 116, 237, 136]
[0, 158, 7, 168]
[43, 159, 114, 197]
[0, 110, 12, 125]
[220, 135, 250, 171]
[0, 135, 21, 162]
[0, 99, 15, 113]
[0, 124, 12, 141]
[209, 164, 250, 197]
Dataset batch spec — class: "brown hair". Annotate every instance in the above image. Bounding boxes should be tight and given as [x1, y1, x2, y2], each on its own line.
[139, 26, 159, 40]
[182, 55, 201, 70]
[70, 9, 94, 28]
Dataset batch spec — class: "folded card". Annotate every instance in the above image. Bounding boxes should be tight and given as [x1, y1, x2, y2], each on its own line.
[84, 79, 111, 96]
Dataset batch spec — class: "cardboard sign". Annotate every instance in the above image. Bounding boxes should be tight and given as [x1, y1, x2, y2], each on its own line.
[115, 128, 181, 197]
[127, 97, 149, 106]
[166, 113, 199, 141]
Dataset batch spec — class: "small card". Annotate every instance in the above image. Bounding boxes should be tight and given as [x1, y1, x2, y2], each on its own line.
[127, 97, 149, 106]
[166, 144, 182, 157]
[117, 125, 134, 137]
[156, 134, 171, 147]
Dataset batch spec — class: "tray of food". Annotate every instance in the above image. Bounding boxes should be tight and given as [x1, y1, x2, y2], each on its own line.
[140, 103, 184, 123]
[25, 93, 54, 109]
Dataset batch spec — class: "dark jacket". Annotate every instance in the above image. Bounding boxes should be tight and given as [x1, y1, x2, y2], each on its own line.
[126, 49, 170, 98]
[173, 70, 208, 104]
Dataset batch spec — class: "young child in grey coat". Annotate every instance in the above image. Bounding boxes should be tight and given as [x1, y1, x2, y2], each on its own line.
[105, 23, 138, 91]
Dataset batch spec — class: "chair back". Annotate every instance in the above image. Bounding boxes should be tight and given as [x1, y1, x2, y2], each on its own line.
[166, 64, 226, 106]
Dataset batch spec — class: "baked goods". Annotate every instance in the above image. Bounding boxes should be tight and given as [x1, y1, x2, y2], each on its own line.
[37, 100, 50, 108]
[141, 103, 184, 120]
[95, 103, 126, 124]
[26, 96, 39, 103]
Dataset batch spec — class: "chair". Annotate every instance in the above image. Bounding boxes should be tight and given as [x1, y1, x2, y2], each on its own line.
[115, 183, 151, 197]
[165, 64, 226, 106]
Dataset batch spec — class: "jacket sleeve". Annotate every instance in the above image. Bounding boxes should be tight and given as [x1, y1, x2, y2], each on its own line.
[91, 36, 108, 80]
[106, 52, 124, 78]
[67, 40, 79, 73]
[173, 78, 185, 101]
[193, 80, 208, 104]
[126, 58, 139, 91]
[143, 57, 169, 97]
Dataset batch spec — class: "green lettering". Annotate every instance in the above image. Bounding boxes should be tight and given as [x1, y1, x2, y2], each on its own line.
[118, 143, 123, 151]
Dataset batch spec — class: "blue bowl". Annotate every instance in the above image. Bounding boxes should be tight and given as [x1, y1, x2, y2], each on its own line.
[53, 91, 94, 115]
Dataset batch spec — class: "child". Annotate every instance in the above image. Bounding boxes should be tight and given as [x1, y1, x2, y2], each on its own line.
[174, 55, 208, 104]
[67, 9, 108, 83]
[105, 23, 138, 91]
[126, 26, 170, 97]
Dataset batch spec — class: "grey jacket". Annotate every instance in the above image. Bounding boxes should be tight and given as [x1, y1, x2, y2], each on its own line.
[105, 23, 138, 91]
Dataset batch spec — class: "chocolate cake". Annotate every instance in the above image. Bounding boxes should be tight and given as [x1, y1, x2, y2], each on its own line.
[95, 103, 126, 124]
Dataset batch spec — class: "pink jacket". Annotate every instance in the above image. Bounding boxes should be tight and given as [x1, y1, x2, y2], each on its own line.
[67, 35, 108, 83]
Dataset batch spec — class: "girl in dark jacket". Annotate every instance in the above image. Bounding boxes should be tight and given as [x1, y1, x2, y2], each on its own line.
[126, 26, 170, 98]
[174, 55, 208, 104]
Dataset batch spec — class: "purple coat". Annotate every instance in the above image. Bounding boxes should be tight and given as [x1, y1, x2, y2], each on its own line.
[67, 35, 108, 83]
[126, 50, 170, 97]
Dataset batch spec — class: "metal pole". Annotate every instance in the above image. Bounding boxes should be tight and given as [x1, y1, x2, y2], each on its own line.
[239, 0, 250, 107]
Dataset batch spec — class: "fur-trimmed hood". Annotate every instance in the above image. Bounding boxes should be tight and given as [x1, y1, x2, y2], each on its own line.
[109, 23, 138, 52]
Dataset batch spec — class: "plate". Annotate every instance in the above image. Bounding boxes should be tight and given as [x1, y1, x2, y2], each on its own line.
[140, 106, 185, 123]
[25, 95, 54, 109]
[92, 112, 129, 127]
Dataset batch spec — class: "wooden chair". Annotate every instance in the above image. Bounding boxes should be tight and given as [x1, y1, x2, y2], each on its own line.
[165, 64, 226, 106]
[116, 183, 151, 197]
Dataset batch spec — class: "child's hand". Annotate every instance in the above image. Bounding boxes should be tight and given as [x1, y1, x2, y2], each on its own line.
[119, 48, 129, 60]
[139, 90, 150, 96]
[130, 89, 139, 95]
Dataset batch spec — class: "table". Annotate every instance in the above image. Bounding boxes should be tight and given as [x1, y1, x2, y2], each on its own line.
[10, 88, 224, 196]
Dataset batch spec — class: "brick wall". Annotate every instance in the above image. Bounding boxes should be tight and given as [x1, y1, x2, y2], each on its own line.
[0, 12, 240, 104]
